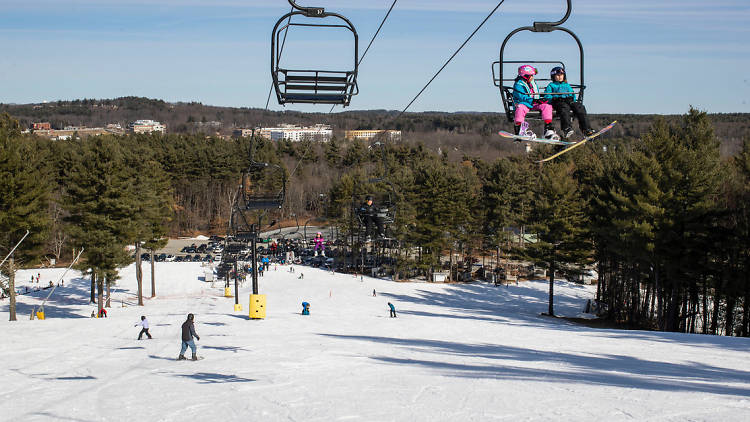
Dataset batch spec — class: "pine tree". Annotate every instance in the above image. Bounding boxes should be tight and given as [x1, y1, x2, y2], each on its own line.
[526, 162, 592, 316]
[0, 119, 52, 321]
[62, 137, 138, 315]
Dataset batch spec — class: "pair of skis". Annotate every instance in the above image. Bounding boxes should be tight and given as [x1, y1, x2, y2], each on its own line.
[499, 121, 617, 163]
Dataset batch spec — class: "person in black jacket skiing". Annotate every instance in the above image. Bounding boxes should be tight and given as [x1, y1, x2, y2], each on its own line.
[178, 313, 200, 361]
[358, 195, 385, 241]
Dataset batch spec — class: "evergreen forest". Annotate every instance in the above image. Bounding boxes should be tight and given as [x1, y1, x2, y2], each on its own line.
[0, 105, 749, 337]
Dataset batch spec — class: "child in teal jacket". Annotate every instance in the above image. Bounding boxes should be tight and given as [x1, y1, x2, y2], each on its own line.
[544, 66, 594, 139]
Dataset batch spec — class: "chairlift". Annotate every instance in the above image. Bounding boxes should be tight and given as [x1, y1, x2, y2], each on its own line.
[271, 0, 359, 106]
[239, 162, 287, 210]
[491, 0, 585, 122]
[352, 178, 397, 240]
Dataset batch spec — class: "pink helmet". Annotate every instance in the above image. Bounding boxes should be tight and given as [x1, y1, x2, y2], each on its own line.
[518, 65, 537, 77]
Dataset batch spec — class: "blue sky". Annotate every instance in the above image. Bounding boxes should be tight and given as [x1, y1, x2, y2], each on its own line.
[1, 0, 749, 114]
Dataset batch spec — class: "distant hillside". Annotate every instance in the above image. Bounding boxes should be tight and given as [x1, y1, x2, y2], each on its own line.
[2, 96, 748, 156]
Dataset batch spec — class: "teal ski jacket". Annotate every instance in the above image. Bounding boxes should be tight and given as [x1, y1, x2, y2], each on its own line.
[544, 81, 577, 102]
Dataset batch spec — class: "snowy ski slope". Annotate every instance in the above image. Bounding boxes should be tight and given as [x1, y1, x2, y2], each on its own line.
[2, 261, 749, 421]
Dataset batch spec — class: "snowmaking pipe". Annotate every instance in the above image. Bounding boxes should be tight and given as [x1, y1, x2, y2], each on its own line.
[35, 248, 84, 316]
[0, 230, 30, 269]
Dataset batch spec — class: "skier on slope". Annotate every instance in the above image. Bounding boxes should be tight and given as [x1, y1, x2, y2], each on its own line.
[178, 313, 200, 361]
[135, 315, 152, 340]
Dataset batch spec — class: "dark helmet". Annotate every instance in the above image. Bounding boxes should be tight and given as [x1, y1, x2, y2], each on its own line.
[187, 313, 194, 320]
[141, 315, 146, 320]
[365, 195, 373, 201]
[550, 66, 566, 78]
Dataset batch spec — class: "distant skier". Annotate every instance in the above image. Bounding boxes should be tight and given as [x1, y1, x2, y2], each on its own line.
[135, 315, 152, 340]
[313, 232, 326, 257]
[98, 308, 107, 318]
[388, 302, 397, 318]
[301, 301, 310, 315]
[178, 313, 200, 361]
[372, 289, 377, 297]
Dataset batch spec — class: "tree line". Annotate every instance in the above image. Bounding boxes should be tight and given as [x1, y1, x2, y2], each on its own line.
[1, 108, 748, 338]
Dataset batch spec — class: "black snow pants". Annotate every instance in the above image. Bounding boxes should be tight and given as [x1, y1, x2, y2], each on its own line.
[553, 100, 591, 133]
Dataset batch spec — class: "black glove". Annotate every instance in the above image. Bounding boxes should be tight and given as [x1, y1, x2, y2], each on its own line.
[196, 336, 200, 341]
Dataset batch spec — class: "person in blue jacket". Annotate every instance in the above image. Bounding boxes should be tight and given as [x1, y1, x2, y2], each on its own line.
[301, 301, 310, 315]
[388, 302, 397, 318]
[544, 66, 595, 139]
[513, 65, 557, 140]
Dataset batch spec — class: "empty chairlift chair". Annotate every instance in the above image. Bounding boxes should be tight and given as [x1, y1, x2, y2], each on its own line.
[271, 0, 359, 107]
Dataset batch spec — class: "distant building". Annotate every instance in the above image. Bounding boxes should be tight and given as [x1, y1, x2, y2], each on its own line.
[32, 122, 51, 130]
[233, 128, 255, 138]
[256, 124, 332, 142]
[128, 120, 166, 134]
[345, 130, 401, 141]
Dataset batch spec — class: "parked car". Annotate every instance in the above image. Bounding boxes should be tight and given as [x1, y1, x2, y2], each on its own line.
[193, 254, 202, 262]
[165, 254, 176, 262]
[157, 253, 167, 262]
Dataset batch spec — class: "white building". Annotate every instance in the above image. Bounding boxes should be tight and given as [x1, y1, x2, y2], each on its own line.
[256, 124, 332, 142]
[344, 130, 401, 141]
[128, 120, 166, 134]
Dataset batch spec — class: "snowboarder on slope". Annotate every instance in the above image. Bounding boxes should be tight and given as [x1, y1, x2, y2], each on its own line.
[388, 302, 397, 318]
[135, 315, 152, 339]
[178, 313, 200, 361]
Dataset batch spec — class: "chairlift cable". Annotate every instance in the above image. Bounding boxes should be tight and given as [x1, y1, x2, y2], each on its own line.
[392, 1, 506, 122]
[329, 0, 399, 113]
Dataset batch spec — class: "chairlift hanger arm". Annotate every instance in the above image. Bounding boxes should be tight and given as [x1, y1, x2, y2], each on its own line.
[533, 0, 571, 31]
[287, 0, 325, 17]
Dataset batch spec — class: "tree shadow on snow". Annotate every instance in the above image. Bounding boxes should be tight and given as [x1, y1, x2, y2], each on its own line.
[174, 372, 255, 384]
[319, 333, 750, 397]
[378, 281, 590, 331]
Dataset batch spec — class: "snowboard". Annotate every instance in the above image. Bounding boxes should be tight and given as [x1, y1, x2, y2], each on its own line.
[177, 356, 204, 361]
[498, 130, 574, 146]
[534, 121, 617, 163]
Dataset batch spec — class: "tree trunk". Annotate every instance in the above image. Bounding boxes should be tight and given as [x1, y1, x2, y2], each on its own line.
[136, 243, 143, 306]
[710, 287, 721, 335]
[90, 271, 95, 303]
[742, 290, 749, 337]
[548, 259, 555, 316]
[106, 278, 111, 308]
[8, 257, 17, 321]
[97, 275, 103, 316]
[150, 250, 156, 298]
[725, 296, 736, 336]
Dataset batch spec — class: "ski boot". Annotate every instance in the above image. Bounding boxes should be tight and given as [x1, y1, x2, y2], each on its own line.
[178, 354, 187, 361]
[518, 122, 536, 141]
[563, 127, 575, 139]
[544, 123, 560, 141]
[191, 353, 198, 361]
[584, 128, 596, 137]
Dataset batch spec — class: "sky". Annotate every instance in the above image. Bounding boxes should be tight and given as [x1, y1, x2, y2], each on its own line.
[1, 0, 749, 114]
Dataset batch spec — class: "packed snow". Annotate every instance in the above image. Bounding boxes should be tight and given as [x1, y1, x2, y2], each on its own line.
[2, 262, 750, 421]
